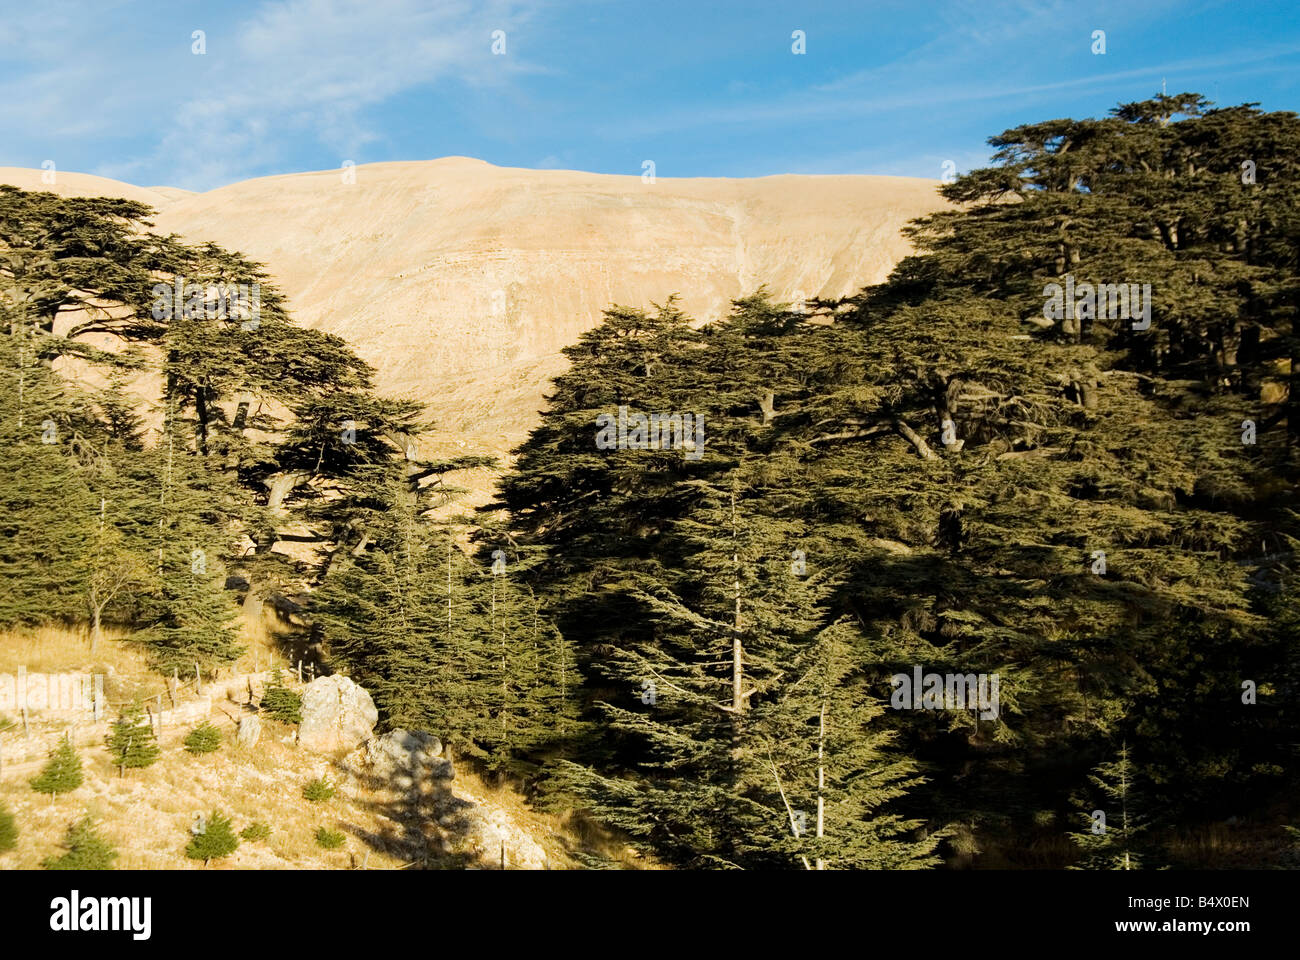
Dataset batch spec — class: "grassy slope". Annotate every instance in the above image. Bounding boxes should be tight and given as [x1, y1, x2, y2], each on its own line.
[0, 626, 640, 870]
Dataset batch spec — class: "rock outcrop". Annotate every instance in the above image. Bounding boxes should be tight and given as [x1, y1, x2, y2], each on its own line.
[363, 730, 453, 790]
[444, 784, 550, 870]
[297, 675, 378, 754]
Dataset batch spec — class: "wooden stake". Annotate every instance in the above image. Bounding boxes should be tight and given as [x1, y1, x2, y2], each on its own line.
[17, 667, 27, 737]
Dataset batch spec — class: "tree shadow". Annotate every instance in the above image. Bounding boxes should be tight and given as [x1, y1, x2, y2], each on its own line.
[329, 755, 480, 869]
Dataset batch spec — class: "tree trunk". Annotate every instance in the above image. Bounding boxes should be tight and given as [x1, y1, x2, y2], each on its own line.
[1289, 306, 1299, 455]
[265, 473, 306, 514]
[816, 704, 826, 870]
[893, 418, 939, 460]
[732, 570, 742, 717]
[194, 381, 209, 455]
[730, 492, 744, 755]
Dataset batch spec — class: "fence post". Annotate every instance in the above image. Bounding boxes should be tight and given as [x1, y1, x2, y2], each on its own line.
[297, 661, 303, 684]
[194, 662, 202, 695]
[157, 694, 164, 737]
[17, 666, 27, 738]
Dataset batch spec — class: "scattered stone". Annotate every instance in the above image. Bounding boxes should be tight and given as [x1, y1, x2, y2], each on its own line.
[297, 675, 378, 754]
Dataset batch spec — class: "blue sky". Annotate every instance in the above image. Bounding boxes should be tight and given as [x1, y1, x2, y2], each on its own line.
[1, 0, 1297, 191]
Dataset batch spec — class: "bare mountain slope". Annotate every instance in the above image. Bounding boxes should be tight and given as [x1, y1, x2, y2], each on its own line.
[1, 159, 945, 496]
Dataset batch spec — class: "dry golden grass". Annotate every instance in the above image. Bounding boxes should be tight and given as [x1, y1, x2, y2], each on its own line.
[0, 610, 309, 697]
[231, 608, 299, 674]
[1159, 822, 1295, 869]
[0, 722, 413, 870]
[0, 617, 643, 871]
[0, 625, 152, 679]
[0, 728, 652, 870]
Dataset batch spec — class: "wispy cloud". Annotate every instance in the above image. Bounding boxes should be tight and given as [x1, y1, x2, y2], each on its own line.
[0, 0, 1295, 186]
[0, 0, 546, 189]
[599, 38, 1300, 141]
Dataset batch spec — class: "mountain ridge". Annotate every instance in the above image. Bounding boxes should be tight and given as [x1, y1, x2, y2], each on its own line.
[0, 159, 947, 501]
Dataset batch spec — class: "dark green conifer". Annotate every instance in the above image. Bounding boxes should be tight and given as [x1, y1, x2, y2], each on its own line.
[30, 737, 83, 798]
[43, 817, 117, 870]
[0, 802, 16, 854]
[106, 700, 161, 775]
[185, 809, 239, 865]
[261, 668, 302, 724]
[183, 721, 222, 755]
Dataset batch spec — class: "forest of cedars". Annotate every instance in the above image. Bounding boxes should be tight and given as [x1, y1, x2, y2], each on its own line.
[1, 93, 1296, 869]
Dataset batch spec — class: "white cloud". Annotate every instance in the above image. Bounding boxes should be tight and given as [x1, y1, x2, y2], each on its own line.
[0, 0, 545, 190]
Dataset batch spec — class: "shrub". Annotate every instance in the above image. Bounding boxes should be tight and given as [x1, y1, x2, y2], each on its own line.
[315, 826, 345, 849]
[0, 803, 16, 854]
[185, 809, 239, 865]
[183, 721, 222, 755]
[261, 668, 302, 724]
[303, 777, 335, 802]
[30, 736, 83, 797]
[240, 821, 271, 842]
[43, 817, 116, 870]
[106, 700, 161, 774]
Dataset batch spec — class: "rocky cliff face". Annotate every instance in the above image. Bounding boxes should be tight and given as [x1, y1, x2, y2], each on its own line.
[0, 160, 945, 499]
